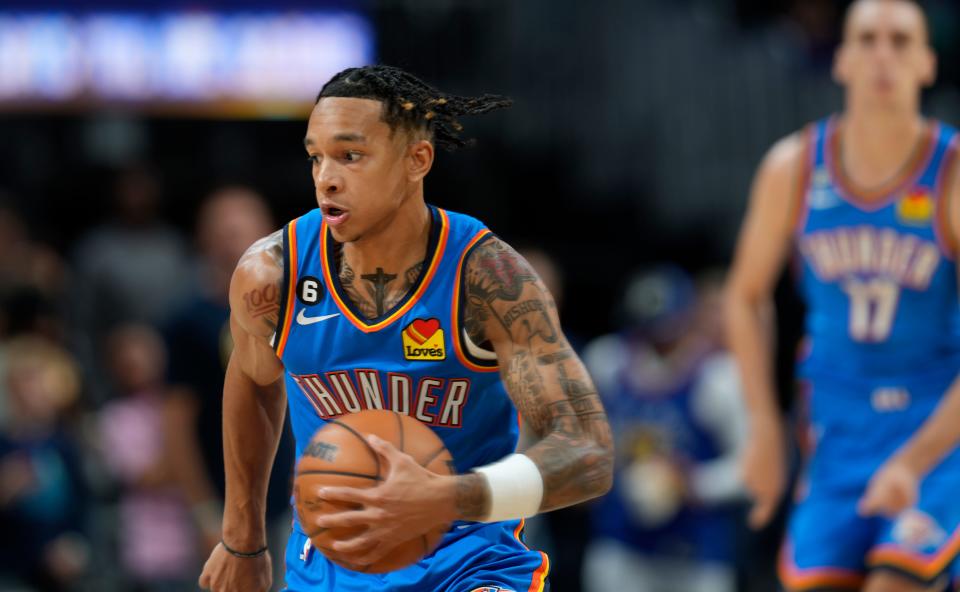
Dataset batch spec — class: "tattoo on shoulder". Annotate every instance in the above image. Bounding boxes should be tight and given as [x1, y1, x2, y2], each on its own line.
[238, 229, 284, 333]
[464, 238, 557, 346]
[466, 239, 536, 304]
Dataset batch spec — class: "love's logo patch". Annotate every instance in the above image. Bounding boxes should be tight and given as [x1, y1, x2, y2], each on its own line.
[402, 318, 446, 361]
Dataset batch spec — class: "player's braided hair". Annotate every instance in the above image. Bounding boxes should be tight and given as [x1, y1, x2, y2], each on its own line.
[316, 65, 512, 151]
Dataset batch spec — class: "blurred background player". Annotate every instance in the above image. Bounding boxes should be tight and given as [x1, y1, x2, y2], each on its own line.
[583, 266, 747, 592]
[727, 1, 960, 591]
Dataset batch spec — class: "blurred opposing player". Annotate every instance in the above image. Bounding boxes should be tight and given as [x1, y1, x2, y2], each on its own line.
[727, 1, 960, 591]
[197, 65, 613, 592]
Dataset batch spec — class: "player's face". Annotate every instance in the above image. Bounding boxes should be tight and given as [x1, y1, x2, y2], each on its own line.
[304, 97, 426, 243]
[834, 0, 935, 109]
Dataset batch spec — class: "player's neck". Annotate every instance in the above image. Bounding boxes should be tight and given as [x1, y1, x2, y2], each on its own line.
[341, 196, 431, 279]
[839, 108, 926, 188]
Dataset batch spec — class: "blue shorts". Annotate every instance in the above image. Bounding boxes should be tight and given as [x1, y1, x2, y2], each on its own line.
[282, 520, 549, 592]
[781, 374, 960, 590]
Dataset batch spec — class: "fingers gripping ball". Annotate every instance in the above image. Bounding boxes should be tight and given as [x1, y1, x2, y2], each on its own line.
[294, 410, 455, 573]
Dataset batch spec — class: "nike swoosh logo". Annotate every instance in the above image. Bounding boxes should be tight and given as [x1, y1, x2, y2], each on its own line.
[296, 310, 340, 325]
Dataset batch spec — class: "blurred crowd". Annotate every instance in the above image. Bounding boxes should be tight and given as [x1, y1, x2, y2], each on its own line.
[0, 170, 295, 592]
[0, 164, 788, 592]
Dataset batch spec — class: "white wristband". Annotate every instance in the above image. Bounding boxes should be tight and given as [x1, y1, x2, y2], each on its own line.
[473, 453, 544, 522]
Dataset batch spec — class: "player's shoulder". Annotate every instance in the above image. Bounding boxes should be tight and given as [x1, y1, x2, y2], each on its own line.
[229, 228, 285, 337]
[463, 232, 516, 271]
[461, 232, 542, 301]
[933, 119, 960, 159]
[758, 126, 811, 177]
[932, 117, 959, 136]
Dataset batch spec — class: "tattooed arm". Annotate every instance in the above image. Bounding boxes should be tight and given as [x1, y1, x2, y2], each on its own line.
[457, 237, 614, 517]
[199, 230, 286, 592]
[306, 236, 611, 566]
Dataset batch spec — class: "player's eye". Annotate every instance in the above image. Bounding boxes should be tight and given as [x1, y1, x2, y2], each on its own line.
[344, 151, 363, 162]
[860, 31, 877, 48]
[306, 154, 320, 164]
[891, 32, 910, 51]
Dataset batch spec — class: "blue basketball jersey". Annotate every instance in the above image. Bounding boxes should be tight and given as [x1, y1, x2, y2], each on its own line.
[273, 204, 519, 514]
[795, 117, 960, 381]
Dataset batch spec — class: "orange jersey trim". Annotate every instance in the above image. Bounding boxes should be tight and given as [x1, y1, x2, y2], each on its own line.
[509, 518, 549, 592]
[275, 219, 299, 358]
[934, 135, 960, 259]
[527, 551, 550, 592]
[778, 542, 865, 591]
[321, 209, 450, 333]
[450, 228, 499, 372]
[867, 525, 960, 580]
[513, 518, 525, 543]
[790, 124, 816, 233]
[826, 118, 939, 209]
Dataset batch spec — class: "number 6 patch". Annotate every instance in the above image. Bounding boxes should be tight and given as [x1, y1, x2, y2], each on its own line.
[297, 276, 324, 305]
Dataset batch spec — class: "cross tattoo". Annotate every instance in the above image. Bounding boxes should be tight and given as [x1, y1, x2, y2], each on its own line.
[361, 267, 398, 316]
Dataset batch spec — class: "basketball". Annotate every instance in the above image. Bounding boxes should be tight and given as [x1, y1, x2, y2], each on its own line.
[293, 410, 455, 573]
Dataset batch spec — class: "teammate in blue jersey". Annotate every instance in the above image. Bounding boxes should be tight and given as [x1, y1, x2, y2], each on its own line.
[197, 65, 613, 592]
[727, 1, 960, 591]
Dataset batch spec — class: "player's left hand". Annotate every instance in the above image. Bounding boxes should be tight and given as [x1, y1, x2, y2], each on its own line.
[857, 458, 919, 518]
[311, 435, 455, 567]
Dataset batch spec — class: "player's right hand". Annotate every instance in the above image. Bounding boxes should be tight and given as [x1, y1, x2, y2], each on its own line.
[741, 415, 786, 529]
[198, 542, 272, 592]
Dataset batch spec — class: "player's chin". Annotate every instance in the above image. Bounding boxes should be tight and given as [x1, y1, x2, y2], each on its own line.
[327, 222, 362, 244]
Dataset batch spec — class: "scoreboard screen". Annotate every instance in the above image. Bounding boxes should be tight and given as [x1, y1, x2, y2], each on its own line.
[0, 9, 374, 117]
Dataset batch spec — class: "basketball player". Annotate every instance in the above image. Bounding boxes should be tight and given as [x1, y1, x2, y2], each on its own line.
[197, 65, 613, 592]
[727, 1, 960, 591]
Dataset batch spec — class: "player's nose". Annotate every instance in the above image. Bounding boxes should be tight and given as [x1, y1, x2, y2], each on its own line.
[315, 161, 344, 195]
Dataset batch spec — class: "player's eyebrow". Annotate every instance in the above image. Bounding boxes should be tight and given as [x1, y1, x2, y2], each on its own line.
[302, 133, 367, 146]
[333, 133, 366, 143]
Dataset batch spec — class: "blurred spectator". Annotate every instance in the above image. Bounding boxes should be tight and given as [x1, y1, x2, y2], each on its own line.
[161, 186, 294, 578]
[71, 166, 191, 401]
[0, 199, 68, 344]
[0, 199, 65, 300]
[0, 336, 89, 592]
[582, 265, 747, 592]
[96, 325, 195, 591]
[517, 246, 591, 592]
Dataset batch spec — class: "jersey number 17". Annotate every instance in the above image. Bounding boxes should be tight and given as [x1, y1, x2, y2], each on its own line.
[842, 278, 900, 342]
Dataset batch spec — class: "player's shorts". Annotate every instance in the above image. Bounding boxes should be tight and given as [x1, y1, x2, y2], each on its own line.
[780, 373, 960, 590]
[282, 519, 550, 592]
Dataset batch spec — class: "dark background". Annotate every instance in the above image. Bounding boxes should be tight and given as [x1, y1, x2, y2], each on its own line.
[2, 0, 957, 339]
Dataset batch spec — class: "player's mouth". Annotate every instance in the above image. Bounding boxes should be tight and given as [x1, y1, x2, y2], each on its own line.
[321, 204, 350, 226]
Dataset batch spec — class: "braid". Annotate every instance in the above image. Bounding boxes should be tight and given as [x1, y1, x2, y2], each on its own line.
[316, 65, 512, 151]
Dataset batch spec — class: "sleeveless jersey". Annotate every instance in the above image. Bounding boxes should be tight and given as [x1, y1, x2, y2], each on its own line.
[273, 204, 518, 481]
[795, 116, 960, 380]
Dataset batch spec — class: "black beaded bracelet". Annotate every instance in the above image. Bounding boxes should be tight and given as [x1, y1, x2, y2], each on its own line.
[221, 540, 268, 558]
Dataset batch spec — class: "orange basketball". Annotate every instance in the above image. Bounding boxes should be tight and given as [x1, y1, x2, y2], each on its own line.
[293, 409, 455, 573]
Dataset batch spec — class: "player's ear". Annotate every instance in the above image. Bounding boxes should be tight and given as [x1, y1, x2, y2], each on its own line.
[833, 45, 850, 86]
[406, 138, 434, 183]
[920, 47, 937, 88]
